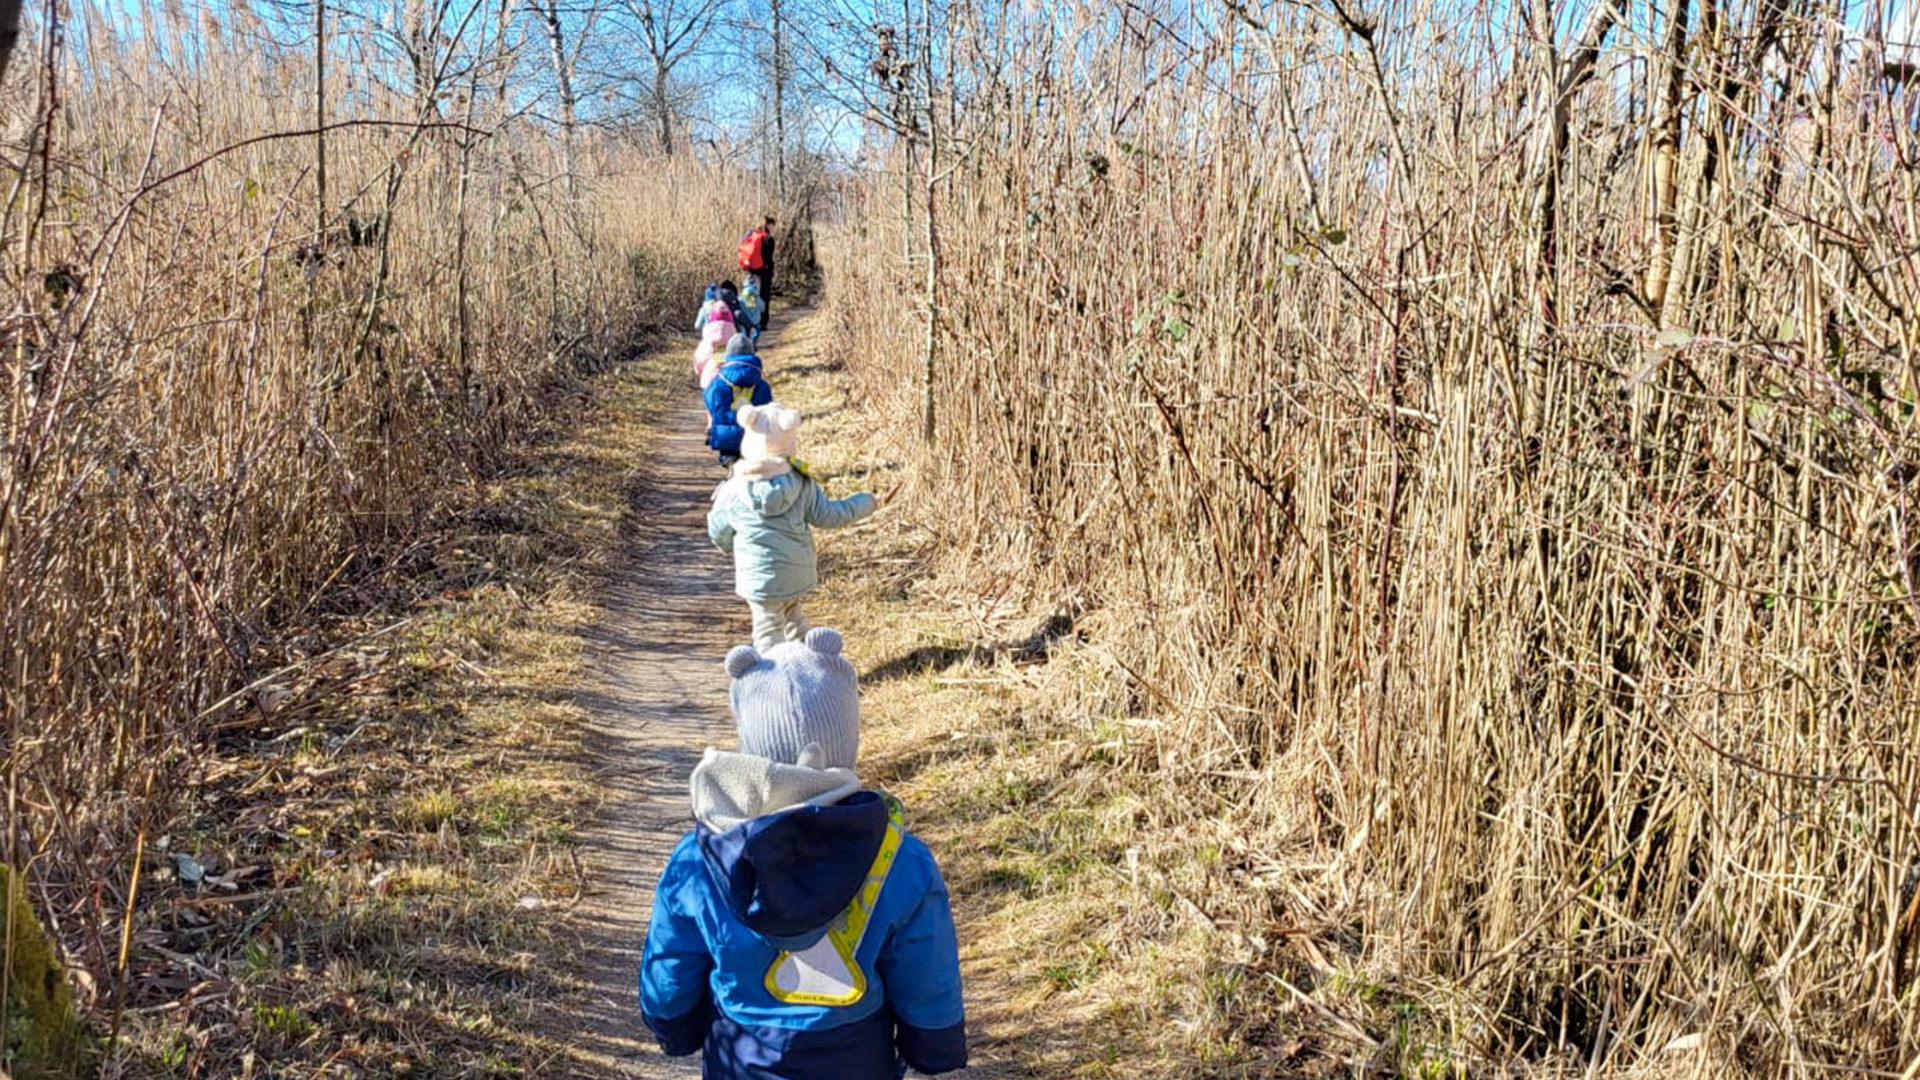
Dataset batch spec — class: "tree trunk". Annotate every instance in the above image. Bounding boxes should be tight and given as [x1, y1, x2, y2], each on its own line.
[537, 1, 578, 204]
[307, 0, 326, 350]
[315, 0, 327, 241]
[1524, 0, 1618, 432]
[654, 64, 674, 155]
[1528, 0, 1619, 335]
[0, 0, 22, 86]
[919, 0, 939, 445]
[771, 0, 787, 200]
[1645, 0, 1691, 317]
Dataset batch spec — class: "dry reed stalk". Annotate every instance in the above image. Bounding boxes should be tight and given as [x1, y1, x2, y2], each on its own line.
[0, 0, 759, 1041]
[826, 0, 1920, 1072]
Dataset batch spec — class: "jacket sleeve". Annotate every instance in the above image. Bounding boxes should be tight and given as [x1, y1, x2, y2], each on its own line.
[707, 489, 735, 553]
[639, 836, 714, 1056]
[877, 851, 967, 1074]
[705, 383, 742, 453]
[805, 483, 876, 530]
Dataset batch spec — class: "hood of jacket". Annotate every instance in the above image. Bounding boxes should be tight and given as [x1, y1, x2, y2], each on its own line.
[740, 470, 803, 515]
[690, 748, 881, 942]
[717, 355, 763, 385]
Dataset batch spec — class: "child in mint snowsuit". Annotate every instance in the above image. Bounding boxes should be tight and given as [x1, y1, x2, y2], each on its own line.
[707, 403, 875, 650]
[639, 628, 968, 1078]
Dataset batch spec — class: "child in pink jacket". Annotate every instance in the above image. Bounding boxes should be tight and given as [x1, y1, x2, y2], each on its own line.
[693, 307, 738, 389]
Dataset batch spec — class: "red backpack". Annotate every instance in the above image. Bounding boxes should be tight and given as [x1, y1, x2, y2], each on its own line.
[737, 229, 766, 271]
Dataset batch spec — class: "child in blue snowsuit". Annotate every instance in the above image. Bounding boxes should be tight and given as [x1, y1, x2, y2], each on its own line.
[705, 335, 772, 464]
[639, 628, 968, 1078]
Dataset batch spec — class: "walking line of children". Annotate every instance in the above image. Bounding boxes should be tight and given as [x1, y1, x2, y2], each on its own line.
[637, 219, 968, 1079]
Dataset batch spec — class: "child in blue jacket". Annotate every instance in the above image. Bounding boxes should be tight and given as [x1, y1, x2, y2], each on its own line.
[694, 282, 725, 331]
[705, 336, 773, 463]
[639, 628, 968, 1078]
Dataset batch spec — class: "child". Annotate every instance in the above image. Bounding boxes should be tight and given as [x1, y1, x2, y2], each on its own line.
[717, 278, 748, 327]
[639, 628, 968, 1078]
[693, 282, 725, 332]
[693, 306, 737, 389]
[704, 335, 772, 464]
[706, 404, 875, 649]
[737, 276, 766, 345]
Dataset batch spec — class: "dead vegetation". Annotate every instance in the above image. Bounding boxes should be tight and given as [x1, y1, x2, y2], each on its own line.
[0, 0, 744, 1070]
[823, 1, 1920, 1075]
[89, 355, 675, 1078]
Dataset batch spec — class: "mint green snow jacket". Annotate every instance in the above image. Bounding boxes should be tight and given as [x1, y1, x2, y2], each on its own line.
[707, 472, 876, 602]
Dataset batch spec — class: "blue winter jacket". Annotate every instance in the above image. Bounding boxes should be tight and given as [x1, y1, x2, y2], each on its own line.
[639, 792, 969, 1078]
[705, 356, 773, 457]
[708, 472, 875, 602]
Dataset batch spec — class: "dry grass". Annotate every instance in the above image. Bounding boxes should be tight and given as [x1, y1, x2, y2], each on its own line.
[0, 1, 749, 1066]
[98, 338, 678, 1077]
[820, 1, 1920, 1075]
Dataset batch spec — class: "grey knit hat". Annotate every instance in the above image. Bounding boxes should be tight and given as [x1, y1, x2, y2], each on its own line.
[724, 627, 860, 769]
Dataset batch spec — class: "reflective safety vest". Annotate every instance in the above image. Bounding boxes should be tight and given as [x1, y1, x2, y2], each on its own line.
[763, 797, 905, 1007]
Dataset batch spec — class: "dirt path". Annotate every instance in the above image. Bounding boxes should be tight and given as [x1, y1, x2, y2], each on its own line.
[554, 315, 801, 1077]
[542, 304, 1030, 1078]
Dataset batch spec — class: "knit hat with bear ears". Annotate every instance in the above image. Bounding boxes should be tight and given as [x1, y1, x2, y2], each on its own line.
[735, 402, 800, 472]
[724, 627, 859, 769]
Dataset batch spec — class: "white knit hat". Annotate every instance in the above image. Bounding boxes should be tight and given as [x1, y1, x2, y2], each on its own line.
[736, 402, 801, 466]
[725, 628, 860, 768]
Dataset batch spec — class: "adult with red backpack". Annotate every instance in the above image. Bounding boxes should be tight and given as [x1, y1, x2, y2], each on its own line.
[737, 216, 776, 326]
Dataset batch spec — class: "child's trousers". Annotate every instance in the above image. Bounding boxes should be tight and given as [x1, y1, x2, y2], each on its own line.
[747, 598, 810, 652]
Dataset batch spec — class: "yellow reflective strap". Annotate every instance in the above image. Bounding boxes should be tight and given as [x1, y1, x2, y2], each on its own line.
[763, 799, 905, 1008]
